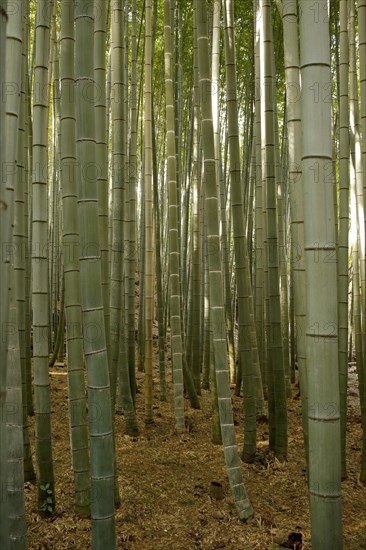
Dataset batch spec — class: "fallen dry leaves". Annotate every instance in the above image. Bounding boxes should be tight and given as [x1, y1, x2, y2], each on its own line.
[24, 356, 366, 549]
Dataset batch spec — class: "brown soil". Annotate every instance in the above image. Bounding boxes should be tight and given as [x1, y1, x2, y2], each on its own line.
[25, 354, 366, 550]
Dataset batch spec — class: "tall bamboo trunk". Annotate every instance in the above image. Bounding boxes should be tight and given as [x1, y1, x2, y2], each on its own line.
[163, 0, 185, 433]
[60, 0, 90, 516]
[281, 0, 308, 459]
[300, 0, 343, 546]
[75, 1, 116, 546]
[144, 0, 154, 423]
[337, 0, 350, 479]
[32, 0, 56, 512]
[194, 0, 253, 521]
[260, 0, 287, 459]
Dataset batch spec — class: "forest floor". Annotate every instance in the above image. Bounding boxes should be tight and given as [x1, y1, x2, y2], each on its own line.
[25, 337, 366, 550]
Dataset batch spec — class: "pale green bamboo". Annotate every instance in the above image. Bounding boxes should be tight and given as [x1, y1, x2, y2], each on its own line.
[350, 1, 366, 367]
[6, 277, 27, 550]
[75, 1, 116, 546]
[210, 349, 222, 445]
[115, 4, 139, 433]
[281, 0, 308, 459]
[260, 0, 287, 458]
[194, 0, 253, 521]
[191, 89, 202, 393]
[0, 10, 8, 425]
[138, 157, 146, 373]
[110, 0, 126, 409]
[350, 178, 364, 482]
[338, 0, 350, 479]
[273, 106, 291, 397]
[253, 0, 265, 389]
[95, 0, 111, 368]
[349, 0, 366, 483]
[300, 0, 343, 545]
[51, 35, 62, 364]
[202, 252, 211, 391]
[15, 14, 35, 482]
[50, 16, 60, 357]
[1, 4, 15, 543]
[32, 0, 56, 512]
[357, 0, 366, 483]
[246, 138, 255, 260]
[60, 0, 90, 516]
[2, 0, 21, 397]
[191, 23, 204, 392]
[24, 32, 34, 418]
[144, 0, 154, 423]
[127, 0, 138, 400]
[350, 0, 364, 366]
[248, 138, 266, 417]
[359, 0, 366, 289]
[48, 269, 64, 369]
[212, 0, 235, 385]
[47, 10, 57, 354]
[163, 0, 185, 433]
[152, 92, 167, 402]
[223, 0, 265, 462]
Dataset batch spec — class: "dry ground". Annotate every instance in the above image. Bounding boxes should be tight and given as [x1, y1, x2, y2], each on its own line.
[25, 354, 366, 550]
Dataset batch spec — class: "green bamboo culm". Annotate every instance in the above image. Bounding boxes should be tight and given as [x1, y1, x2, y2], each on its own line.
[190, 32, 202, 393]
[211, 0, 235, 387]
[194, 0, 253, 522]
[337, 0, 350, 480]
[32, 0, 56, 514]
[260, 0, 288, 459]
[94, 0, 111, 369]
[75, 0, 116, 546]
[253, 0, 265, 393]
[0, 0, 9, 542]
[163, 0, 185, 433]
[3, 1, 27, 546]
[299, 0, 343, 547]
[349, 1, 366, 443]
[127, 0, 139, 403]
[223, 0, 264, 463]
[6, 278, 27, 550]
[60, 0, 90, 516]
[110, 0, 125, 410]
[281, 0, 308, 462]
[24, 8, 34, 418]
[16, 6, 36, 482]
[355, 0, 366, 484]
[144, 0, 154, 423]
[110, 0, 138, 436]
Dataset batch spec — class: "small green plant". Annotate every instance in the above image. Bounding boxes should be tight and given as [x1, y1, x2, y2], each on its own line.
[39, 483, 54, 514]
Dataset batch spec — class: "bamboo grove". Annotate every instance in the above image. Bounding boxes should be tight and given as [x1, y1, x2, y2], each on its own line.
[0, 0, 365, 548]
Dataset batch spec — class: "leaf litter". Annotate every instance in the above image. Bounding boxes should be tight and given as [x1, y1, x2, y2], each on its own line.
[25, 341, 366, 549]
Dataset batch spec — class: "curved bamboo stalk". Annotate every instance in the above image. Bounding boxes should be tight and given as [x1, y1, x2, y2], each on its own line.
[223, 0, 264, 462]
[212, 0, 235, 386]
[194, 0, 253, 521]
